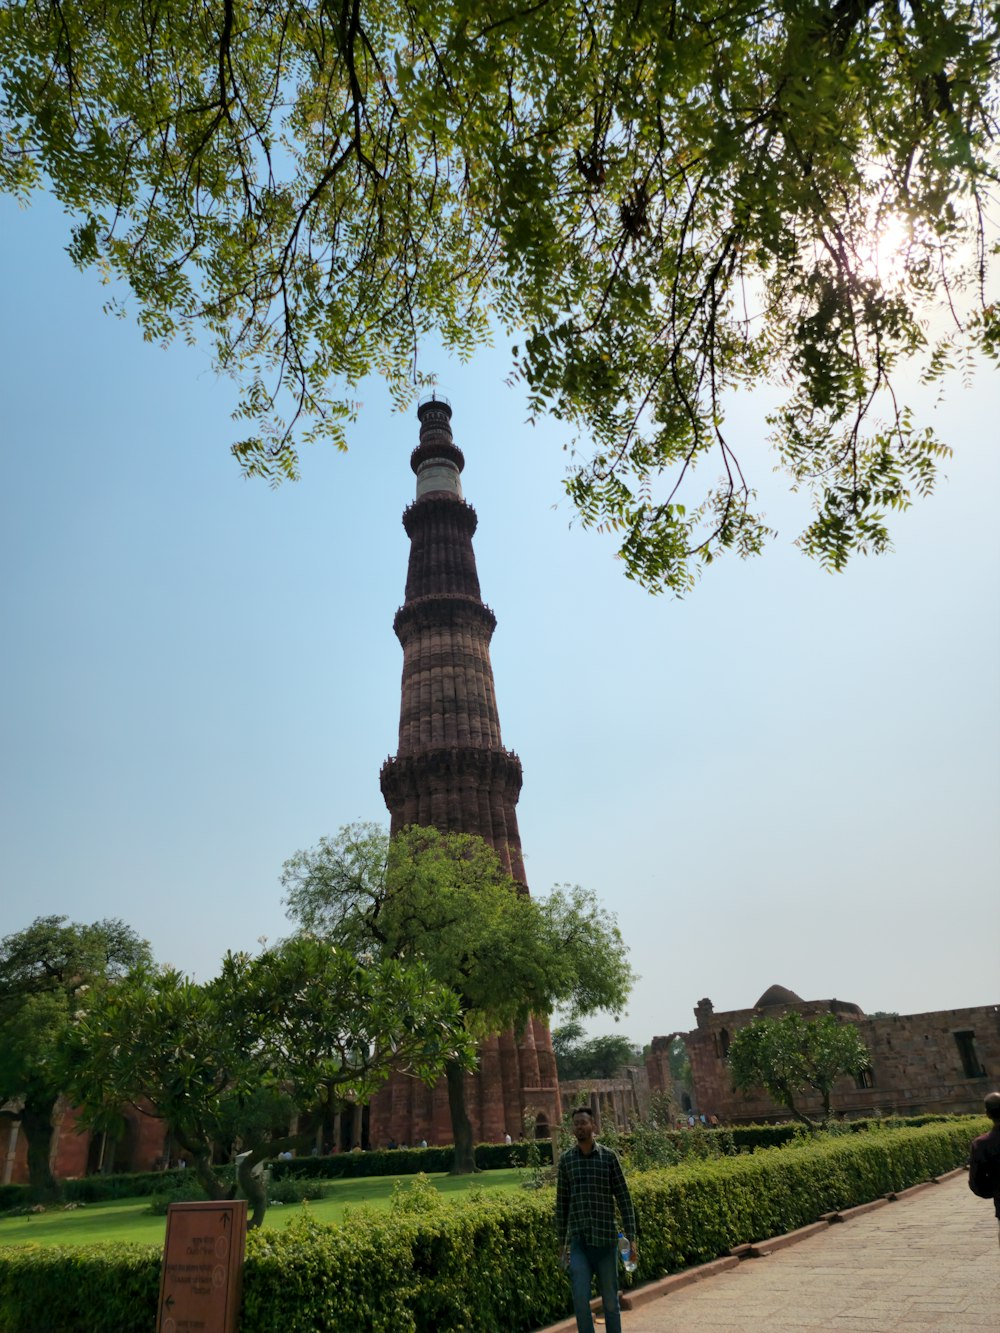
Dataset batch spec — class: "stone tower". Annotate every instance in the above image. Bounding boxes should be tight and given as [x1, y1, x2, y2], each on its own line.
[368, 398, 561, 1147]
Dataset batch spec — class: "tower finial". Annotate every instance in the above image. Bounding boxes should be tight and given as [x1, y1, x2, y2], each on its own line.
[416, 394, 453, 440]
[411, 398, 464, 497]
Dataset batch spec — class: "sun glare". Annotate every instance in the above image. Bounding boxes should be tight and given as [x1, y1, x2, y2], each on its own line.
[859, 212, 911, 286]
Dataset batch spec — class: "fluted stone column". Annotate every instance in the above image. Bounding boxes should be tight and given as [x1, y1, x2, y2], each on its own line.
[370, 399, 560, 1148]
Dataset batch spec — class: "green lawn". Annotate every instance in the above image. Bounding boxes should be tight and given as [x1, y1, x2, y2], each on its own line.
[0, 1169, 530, 1248]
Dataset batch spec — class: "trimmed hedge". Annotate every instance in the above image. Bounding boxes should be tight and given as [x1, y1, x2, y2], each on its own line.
[727, 1112, 971, 1152]
[625, 1113, 973, 1156]
[243, 1190, 569, 1333]
[630, 1118, 987, 1273]
[0, 1167, 237, 1214]
[0, 1120, 986, 1333]
[0, 1187, 27, 1214]
[65, 1166, 232, 1203]
[269, 1139, 550, 1181]
[0, 1244, 160, 1333]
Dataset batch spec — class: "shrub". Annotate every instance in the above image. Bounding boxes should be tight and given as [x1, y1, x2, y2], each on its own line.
[267, 1175, 329, 1205]
[0, 1243, 160, 1333]
[630, 1118, 989, 1276]
[61, 1166, 234, 1204]
[0, 1119, 986, 1333]
[0, 1185, 30, 1215]
[146, 1181, 209, 1215]
[242, 1188, 567, 1333]
[388, 1174, 445, 1215]
[268, 1140, 551, 1181]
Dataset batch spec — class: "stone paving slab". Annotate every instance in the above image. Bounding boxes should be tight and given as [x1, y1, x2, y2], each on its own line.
[540, 1174, 999, 1333]
[619, 1175, 999, 1333]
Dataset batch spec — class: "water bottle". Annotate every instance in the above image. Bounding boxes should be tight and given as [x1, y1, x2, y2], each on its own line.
[618, 1232, 637, 1273]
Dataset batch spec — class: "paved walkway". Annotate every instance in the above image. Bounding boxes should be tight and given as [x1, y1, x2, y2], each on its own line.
[546, 1174, 999, 1333]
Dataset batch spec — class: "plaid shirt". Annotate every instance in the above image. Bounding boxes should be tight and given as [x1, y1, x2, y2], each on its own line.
[555, 1140, 636, 1247]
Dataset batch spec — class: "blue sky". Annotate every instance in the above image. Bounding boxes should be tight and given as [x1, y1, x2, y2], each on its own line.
[1, 190, 997, 1045]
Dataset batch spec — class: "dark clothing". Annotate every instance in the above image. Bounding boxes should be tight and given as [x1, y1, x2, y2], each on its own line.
[556, 1140, 636, 1247]
[969, 1124, 1000, 1218]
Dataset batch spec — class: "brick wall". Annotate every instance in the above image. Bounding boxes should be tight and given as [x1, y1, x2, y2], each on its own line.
[663, 996, 999, 1123]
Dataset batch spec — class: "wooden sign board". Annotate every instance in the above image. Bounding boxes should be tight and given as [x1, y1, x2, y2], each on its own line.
[157, 1199, 247, 1333]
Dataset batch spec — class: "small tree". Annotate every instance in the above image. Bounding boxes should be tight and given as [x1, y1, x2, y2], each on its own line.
[728, 1012, 871, 1130]
[668, 1038, 693, 1093]
[283, 822, 635, 1173]
[0, 915, 151, 1196]
[552, 1024, 641, 1080]
[65, 935, 472, 1226]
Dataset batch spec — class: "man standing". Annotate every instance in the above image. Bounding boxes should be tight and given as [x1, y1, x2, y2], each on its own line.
[556, 1106, 637, 1333]
[969, 1091, 1000, 1247]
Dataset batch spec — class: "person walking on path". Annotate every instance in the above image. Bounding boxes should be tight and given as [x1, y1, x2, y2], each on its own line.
[969, 1090, 1000, 1247]
[556, 1106, 637, 1333]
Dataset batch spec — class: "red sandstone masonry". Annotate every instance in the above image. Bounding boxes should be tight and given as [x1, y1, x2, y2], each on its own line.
[370, 401, 559, 1148]
[654, 991, 1000, 1122]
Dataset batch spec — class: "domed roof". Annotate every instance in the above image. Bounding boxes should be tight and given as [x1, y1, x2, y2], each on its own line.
[754, 983, 804, 1008]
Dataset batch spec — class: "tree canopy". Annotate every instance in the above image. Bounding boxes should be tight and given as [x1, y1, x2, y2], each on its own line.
[2, 0, 996, 591]
[65, 934, 472, 1225]
[0, 915, 151, 1195]
[552, 1019, 642, 1080]
[727, 1011, 872, 1127]
[282, 823, 635, 1170]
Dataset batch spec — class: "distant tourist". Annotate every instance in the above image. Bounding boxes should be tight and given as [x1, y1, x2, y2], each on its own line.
[968, 1091, 1000, 1246]
[504, 1132, 512, 1145]
[556, 1106, 637, 1333]
[419, 1138, 427, 1149]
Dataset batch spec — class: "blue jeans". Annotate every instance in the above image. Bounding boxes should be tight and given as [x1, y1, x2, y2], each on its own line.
[568, 1238, 621, 1333]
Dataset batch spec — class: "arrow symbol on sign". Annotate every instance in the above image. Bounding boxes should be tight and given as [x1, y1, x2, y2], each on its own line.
[221, 1213, 230, 1231]
[164, 1295, 175, 1310]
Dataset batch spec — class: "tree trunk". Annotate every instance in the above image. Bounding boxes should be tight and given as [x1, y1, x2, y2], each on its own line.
[235, 1130, 312, 1230]
[169, 1129, 228, 1204]
[445, 1058, 478, 1175]
[235, 1153, 268, 1230]
[19, 1102, 58, 1201]
[781, 1095, 819, 1132]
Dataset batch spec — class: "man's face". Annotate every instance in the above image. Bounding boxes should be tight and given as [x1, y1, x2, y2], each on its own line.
[572, 1111, 595, 1144]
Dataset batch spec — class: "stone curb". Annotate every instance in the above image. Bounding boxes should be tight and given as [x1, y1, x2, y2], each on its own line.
[885, 1179, 936, 1203]
[822, 1196, 890, 1224]
[740, 1219, 831, 1256]
[622, 1255, 740, 1309]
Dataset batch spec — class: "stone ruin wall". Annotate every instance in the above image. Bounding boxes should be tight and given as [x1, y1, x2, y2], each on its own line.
[661, 997, 1000, 1123]
[559, 1065, 651, 1134]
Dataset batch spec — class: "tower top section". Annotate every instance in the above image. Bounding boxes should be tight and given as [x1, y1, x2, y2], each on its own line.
[411, 396, 465, 499]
